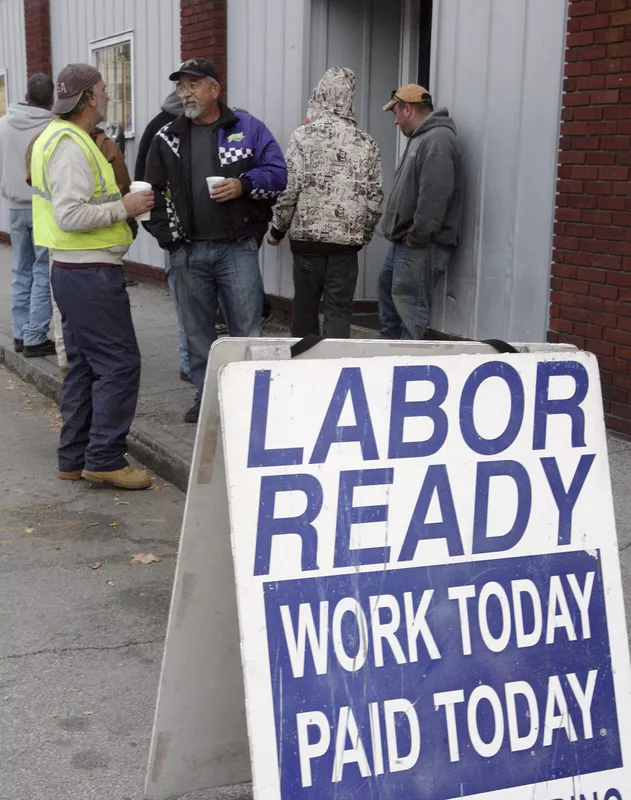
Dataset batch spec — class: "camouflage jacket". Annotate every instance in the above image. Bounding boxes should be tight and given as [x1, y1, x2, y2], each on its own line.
[271, 67, 383, 250]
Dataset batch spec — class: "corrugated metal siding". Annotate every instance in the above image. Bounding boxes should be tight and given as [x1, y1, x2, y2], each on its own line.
[430, 0, 568, 341]
[227, 0, 311, 298]
[49, 0, 180, 270]
[0, 0, 27, 234]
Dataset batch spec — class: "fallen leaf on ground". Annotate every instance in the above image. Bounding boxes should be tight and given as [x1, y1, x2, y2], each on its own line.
[24, 527, 36, 534]
[130, 553, 161, 565]
[87, 522, 99, 528]
[91, 562, 102, 570]
[109, 522, 118, 528]
[82, 711, 94, 716]
[116, 501, 129, 506]
[56, 629, 63, 635]
[106, 581, 116, 588]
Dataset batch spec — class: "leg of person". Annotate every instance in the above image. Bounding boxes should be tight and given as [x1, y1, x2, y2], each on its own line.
[51, 291, 67, 372]
[390, 244, 434, 340]
[56, 267, 149, 488]
[8, 208, 34, 351]
[22, 232, 53, 348]
[51, 265, 97, 478]
[168, 243, 219, 421]
[217, 238, 264, 338]
[166, 267, 191, 380]
[321, 251, 359, 339]
[291, 253, 325, 337]
[378, 243, 402, 339]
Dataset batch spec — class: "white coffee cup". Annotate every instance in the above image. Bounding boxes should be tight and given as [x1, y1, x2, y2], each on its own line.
[129, 180, 152, 221]
[206, 176, 225, 198]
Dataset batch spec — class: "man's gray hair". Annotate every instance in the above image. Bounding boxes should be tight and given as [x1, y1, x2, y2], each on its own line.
[58, 88, 95, 120]
[27, 73, 54, 108]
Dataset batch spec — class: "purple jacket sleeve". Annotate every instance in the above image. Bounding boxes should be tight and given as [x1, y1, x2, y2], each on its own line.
[240, 118, 288, 201]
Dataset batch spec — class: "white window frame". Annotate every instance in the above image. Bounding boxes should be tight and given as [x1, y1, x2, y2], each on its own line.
[0, 68, 9, 117]
[89, 30, 135, 138]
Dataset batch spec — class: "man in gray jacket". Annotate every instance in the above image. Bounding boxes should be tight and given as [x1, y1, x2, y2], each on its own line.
[0, 73, 55, 357]
[379, 84, 463, 340]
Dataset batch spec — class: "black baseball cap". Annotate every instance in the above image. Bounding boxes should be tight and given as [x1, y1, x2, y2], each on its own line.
[169, 58, 220, 82]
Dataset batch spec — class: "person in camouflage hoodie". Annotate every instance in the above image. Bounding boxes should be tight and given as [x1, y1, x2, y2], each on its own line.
[268, 67, 383, 338]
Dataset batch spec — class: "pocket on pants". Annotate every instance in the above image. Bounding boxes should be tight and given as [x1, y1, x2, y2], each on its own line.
[240, 236, 259, 254]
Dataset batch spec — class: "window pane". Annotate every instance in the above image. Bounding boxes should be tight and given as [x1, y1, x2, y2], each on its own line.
[93, 40, 133, 134]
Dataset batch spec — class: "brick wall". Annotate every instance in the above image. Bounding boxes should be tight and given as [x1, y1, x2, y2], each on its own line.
[180, 0, 227, 87]
[550, 0, 631, 436]
[24, 0, 52, 77]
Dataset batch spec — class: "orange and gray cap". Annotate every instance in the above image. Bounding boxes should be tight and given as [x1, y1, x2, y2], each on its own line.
[383, 84, 432, 111]
[52, 63, 102, 115]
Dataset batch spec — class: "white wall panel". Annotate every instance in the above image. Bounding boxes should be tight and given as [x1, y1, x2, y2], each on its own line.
[0, 0, 27, 234]
[227, 0, 311, 298]
[431, 0, 568, 341]
[50, 0, 180, 270]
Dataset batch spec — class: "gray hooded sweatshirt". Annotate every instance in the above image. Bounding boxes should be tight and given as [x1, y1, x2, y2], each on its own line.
[383, 107, 463, 248]
[0, 102, 52, 209]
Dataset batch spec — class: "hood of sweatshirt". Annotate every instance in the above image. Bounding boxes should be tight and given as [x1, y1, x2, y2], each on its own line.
[411, 107, 457, 138]
[307, 67, 356, 125]
[4, 102, 52, 131]
[161, 90, 183, 116]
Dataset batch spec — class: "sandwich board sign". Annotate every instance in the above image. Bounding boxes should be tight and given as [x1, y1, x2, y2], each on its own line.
[218, 349, 631, 800]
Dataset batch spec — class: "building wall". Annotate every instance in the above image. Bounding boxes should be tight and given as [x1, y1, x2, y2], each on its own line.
[226, 0, 311, 299]
[49, 0, 181, 271]
[0, 0, 27, 235]
[430, 0, 568, 342]
[24, 0, 52, 76]
[550, 0, 631, 436]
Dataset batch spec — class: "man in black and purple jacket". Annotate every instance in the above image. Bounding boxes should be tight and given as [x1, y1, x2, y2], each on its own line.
[144, 58, 287, 423]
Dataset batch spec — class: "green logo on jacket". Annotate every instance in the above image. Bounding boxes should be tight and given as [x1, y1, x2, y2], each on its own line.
[228, 132, 245, 143]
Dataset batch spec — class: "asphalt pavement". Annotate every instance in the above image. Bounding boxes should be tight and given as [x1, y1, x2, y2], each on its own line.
[0, 366, 250, 800]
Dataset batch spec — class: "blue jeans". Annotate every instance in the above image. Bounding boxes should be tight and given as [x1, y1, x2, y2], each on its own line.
[51, 265, 141, 473]
[9, 208, 52, 346]
[168, 239, 263, 400]
[378, 242, 453, 340]
[164, 252, 190, 375]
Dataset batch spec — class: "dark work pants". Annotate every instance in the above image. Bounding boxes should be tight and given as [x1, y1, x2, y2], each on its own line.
[51, 265, 141, 473]
[291, 251, 359, 339]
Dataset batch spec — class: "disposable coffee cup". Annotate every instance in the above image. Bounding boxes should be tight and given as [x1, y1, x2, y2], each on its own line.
[129, 180, 152, 221]
[206, 176, 225, 198]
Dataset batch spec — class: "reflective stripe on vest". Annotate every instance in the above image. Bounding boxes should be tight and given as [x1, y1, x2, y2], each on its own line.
[31, 118, 132, 251]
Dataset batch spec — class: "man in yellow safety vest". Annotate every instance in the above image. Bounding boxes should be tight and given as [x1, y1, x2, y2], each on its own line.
[31, 63, 154, 490]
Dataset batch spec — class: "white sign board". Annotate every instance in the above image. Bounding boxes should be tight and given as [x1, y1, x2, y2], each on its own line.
[220, 351, 631, 800]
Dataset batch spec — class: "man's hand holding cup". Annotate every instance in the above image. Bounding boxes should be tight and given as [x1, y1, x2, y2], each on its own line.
[208, 177, 243, 203]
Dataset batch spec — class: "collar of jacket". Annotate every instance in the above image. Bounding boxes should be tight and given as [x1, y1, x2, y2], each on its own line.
[168, 102, 239, 136]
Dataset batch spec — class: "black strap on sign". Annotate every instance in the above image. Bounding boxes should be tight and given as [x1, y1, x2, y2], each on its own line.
[290, 335, 519, 358]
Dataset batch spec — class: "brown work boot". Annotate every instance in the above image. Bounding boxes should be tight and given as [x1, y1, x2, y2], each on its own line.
[81, 465, 152, 490]
[57, 469, 83, 481]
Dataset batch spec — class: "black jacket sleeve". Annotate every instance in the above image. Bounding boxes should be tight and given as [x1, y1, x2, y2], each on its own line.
[134, 111, 172, 182]
[142, 135, 180, 250]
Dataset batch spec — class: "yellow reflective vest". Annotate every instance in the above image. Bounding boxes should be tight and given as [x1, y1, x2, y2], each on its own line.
[31, 118, 132, 250]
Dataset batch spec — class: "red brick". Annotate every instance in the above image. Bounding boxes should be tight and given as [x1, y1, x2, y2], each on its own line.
[583, 210, 614, 225]
[586, 337, 616, 356]
[557, 207, 584, 222]
[613, 211, 631, 225]
[577, 266, 608, 282]
[592, 284, 620, 300]
[608, 41, 631, 56]
[592, 253, 622, 268]
[558, 179, 585, 193]
[559, 151, 587, 164]
[596, 26, 625, 42]
[607, 73, 631, 88]
[585, 151, 616, 164]
[581, 14, 612, 30]
[592, 57, 624, 72]
[611, 8, 631, 25]
[570, 165, 600, 179]
[575, 322, 604, 339]
[591, 310, 619, 326]
[577, 75, 607, 89]
[568, 31, 596, 46]
[604, 105, 631, 118]
[584, 180, 614, 194]
[594, 224, 626, 239]
[566, 61, 593, 77]
[567, 194, 597, 209]
[550, 318, 575, 335]
[576, 294, 606, 311]
[564, 91, 593, 106]
[552, 263, 579, 278]
[573, 106, 605, 120]
[602, 135, 631, 148]
[572, 136, 602, 149]
[563, 278, 591, 294]
[570, 0, 597, 14]
[596, 0, 627, 10]
[554, 235, 580, 250]
[598, 195, 627, 210]
[591, 87, 621, 101]
[619, 315, 631, 331]
[579, 44, 608, 59]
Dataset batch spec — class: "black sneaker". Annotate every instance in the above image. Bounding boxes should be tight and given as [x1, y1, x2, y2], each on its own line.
[23, 339, 56, 358]
[14, 338, 23, 353]
[184, 400, 201, 423]
[179, 368, 193, 384]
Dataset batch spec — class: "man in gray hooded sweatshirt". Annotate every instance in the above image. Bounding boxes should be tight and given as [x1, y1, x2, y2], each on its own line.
[0, 73, 55, 356]
[379, 84, 463, 340]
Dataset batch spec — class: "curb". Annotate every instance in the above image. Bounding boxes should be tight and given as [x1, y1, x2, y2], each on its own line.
[0, 336, 192, 493]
